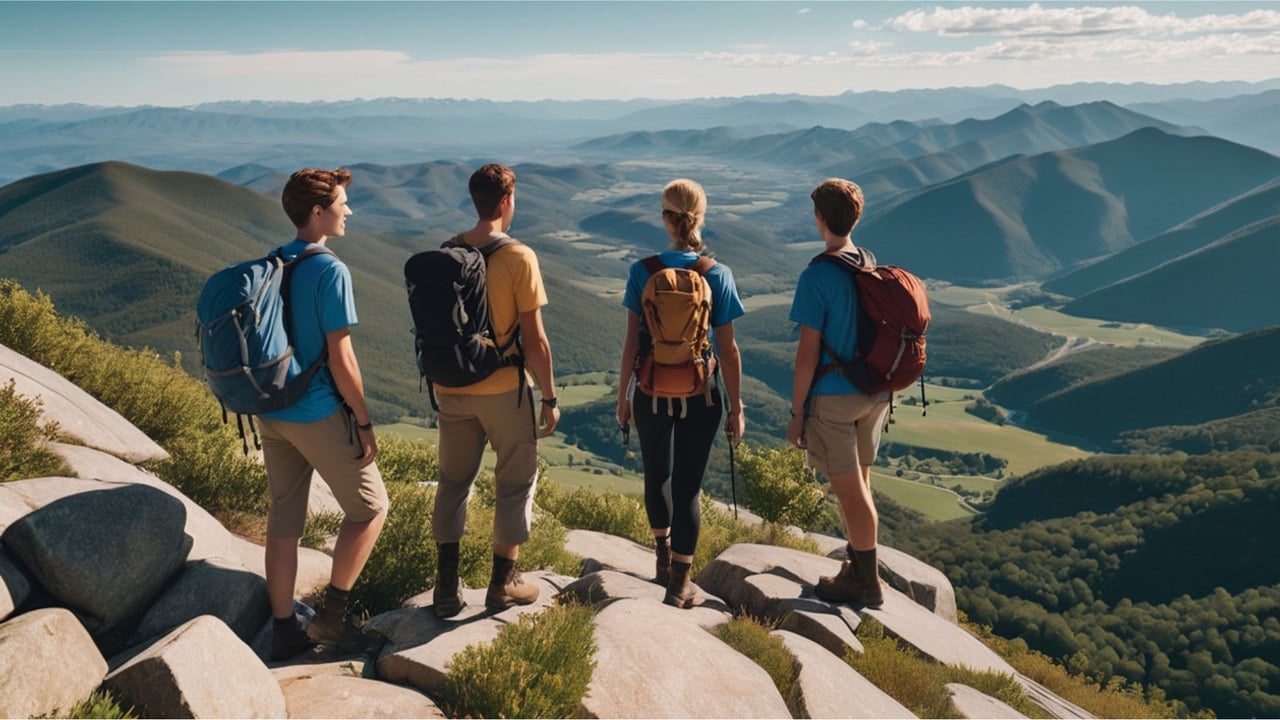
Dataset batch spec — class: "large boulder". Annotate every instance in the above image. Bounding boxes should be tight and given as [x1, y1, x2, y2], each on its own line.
[696, 543, 842, 609]
[130, 557, 271, 646]
[104, 615, 286, 719]
[581, 597, 793, 719]
[863, 586, 1015, 675]
[0, 343, 168, 463]
[773, 629, 915, 719]
[0, 548, 32, 621]
[50, 444, 333, 596]
[0, 608, 108, 718]
[734, 572, 864, 657]
[1, 482, 191, 636]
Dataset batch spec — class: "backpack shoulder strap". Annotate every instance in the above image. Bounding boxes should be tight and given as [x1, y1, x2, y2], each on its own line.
[810, 248, 873, 275]
[279, 244, 337, 368]
[479, 232, 520, 258]
[690, 256, 716, 275]
[641, 255, 665, 276]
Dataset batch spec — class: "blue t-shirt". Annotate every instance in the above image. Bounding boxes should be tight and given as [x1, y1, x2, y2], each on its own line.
[261, 239, 359, 423]
[622, 250, 745, 346]
[789, 260, 861, 396]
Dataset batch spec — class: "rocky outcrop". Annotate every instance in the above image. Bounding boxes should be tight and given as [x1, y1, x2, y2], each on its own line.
[0, 347, 1093, 719]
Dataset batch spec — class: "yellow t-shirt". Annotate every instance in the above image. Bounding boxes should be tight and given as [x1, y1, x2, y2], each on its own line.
[435, 235, 547, 396]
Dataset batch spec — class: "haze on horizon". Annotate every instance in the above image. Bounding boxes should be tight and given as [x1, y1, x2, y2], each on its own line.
[2, 1, 1280, 107]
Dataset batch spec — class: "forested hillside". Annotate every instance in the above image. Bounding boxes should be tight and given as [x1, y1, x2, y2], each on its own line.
[897, 452, 1280, 718]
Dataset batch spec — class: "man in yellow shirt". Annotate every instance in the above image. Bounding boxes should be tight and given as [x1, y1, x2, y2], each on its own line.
[431, 163, 560, 617]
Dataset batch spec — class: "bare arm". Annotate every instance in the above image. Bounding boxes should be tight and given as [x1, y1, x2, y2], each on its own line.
[714, 322, 744, 445]
[615, 310, 641, 429]
[519, 306, 559, 437]
[326, 326, 377, 463]
[788, 325, 822, 449]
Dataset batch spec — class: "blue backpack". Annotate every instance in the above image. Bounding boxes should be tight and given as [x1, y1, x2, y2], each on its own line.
[197, 245, 333, 447]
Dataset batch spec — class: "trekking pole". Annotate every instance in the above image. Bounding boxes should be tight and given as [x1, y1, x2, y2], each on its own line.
[726, 427, 739, 521]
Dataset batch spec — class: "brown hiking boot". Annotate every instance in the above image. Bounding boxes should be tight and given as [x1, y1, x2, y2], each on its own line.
[308, 586, 367, 651]
[654, 535, 671, 586]
[815, 548, 884, 608]
[270, 615, 316, 661]
[663, 560, 697, 609]
[485, 554, 540, 609]
[433, 542, 467, 619]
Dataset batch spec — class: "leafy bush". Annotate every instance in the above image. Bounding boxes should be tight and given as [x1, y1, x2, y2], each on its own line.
[374, 433, 438, 485]
[736, 442, 827, 528]
[536, 478, 650, 544]
[300, 511, 344, 550]
[441, 602, 597, 719]
[712, 616, 798, 714]
[0, 380, 71, 482]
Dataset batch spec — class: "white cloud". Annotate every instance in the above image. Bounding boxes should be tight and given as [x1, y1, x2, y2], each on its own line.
[884, 3, 1280, 37]
[852, 19, 869, 30]
[848, 41, 893, 55]
[797, 7, 811, 15]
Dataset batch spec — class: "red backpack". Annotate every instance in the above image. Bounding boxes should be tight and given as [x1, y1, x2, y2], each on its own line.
[811, 248, 929, 395]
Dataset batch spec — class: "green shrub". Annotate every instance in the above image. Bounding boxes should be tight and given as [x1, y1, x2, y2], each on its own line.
[375, 433, 438, 485]
[441, 602, 597, 719]
[736, 442, 828, 528]
[712, 616, 798, 713]
[536, 478, 650, 544]
[0, 380, 71, 482]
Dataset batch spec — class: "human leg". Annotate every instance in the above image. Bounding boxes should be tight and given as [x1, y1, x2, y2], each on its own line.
[633, 388, 676, 583]
[258, 417, 317, 658]
[480, 388, 541, 608]
[432, 393, 488, 616]
[663, 394, 723, 608]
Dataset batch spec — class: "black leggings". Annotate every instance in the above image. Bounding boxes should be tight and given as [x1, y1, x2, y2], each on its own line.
[633, 388, 724, 557]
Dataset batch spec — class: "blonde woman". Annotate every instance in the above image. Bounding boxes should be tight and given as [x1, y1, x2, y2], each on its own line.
[615, 179, 745, 608]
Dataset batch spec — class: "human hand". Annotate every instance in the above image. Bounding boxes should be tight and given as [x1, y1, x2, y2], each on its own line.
[786, 414, 806, 450]
[538, 403, 560, 438]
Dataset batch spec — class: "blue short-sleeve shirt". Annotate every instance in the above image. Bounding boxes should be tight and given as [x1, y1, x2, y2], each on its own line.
[261, 239, 359, 423]
[622, 250, 745, 344]
[789, 261, 861, 396]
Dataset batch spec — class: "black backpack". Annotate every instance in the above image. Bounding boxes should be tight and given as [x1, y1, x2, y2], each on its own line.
[404, 233, 524, 409]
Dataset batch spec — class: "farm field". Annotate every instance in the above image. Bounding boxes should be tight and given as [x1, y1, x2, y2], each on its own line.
[871, 469, 976, 522]
[886, 384, 1091, 477]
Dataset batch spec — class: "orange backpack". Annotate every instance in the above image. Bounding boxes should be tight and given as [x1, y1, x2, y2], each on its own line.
[636, 255, 717, 399]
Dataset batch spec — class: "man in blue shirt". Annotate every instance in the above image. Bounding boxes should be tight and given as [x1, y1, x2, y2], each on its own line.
[788, 178, 890, 608]
[259, 168, 388, 659]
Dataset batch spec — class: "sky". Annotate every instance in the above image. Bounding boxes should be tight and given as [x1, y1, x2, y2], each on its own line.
[1, 1, 1279, 106]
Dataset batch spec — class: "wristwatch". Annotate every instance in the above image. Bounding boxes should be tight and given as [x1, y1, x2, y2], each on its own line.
[541, 397, 558, 409]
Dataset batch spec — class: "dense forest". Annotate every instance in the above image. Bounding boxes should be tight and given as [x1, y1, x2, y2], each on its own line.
[895, 451, 1280, 718]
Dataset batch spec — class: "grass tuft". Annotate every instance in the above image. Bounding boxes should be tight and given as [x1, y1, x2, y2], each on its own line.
[712, 616, 798, 714]
[0, 380, 71, 482]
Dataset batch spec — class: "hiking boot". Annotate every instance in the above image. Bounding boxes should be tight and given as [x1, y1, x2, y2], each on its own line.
[485, 554, 540, 609]
[654, 535, 671, 586]
[270, 615, 316, 661]
[815, 548, 884, 608]
[308, 585, 366, 652]
[433, 542, 467, 619]
[663, 560, 697, 609]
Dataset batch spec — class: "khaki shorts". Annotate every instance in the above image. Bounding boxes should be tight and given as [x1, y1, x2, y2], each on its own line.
[259, 409, 388, 538]
[804, 393, 891, 477]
